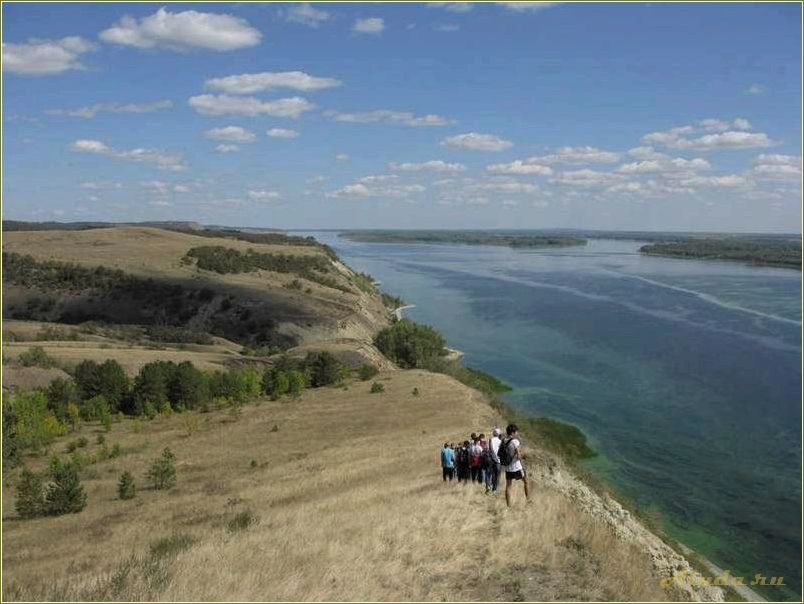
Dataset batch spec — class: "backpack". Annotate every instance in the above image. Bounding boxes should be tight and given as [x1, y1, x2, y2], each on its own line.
[497, 437, 515, 466]
[458, 447, 470, 467]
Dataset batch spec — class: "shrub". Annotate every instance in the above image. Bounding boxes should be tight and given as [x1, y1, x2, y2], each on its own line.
[10, 390, 66, 452]
[412, 387, 420, 397]
[226, 509, 258, 533]
[15, 467, 45, 518]
[304, 351, 347, 387]
[2, 400, 19, 472]
[373, 319, 446, 368]
[76, 436, 88, 448]
[149, 532, 195, 558]
[118, 471, 136, 500]
[82, 395, 110, 422]
[287, 369, 306, 398]
[266, 369, 290, 400]
[357, 363, 379, 381]
[110, 444, 122, 458]
[96, 434, 105, 445]
[67, 403, 81, 432]
[146, 448, 176, 490]
[370, 382, 385, 394]
[44, 462, 87, 515]
[18, 346, 56, 368]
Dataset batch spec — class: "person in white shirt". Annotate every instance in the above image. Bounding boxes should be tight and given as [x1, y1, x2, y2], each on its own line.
[485, 427, 502, 494]
[503, 423, 531, 507]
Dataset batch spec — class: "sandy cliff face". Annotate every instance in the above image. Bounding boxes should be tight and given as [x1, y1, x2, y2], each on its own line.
[529, 453, 725, 601]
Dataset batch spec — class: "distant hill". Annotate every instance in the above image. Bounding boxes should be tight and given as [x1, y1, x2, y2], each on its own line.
[3, 220, 203, 232]
[2, 226, 393, 349]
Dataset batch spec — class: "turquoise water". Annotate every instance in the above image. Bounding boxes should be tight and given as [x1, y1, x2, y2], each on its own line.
[307, 233, 802, 600]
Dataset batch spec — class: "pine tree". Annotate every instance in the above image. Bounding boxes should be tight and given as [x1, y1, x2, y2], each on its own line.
[44, 462, 87, 515]
[146, 448, 176, 490]
[117, 471, 136, 500]
[15, 467, 44, 518]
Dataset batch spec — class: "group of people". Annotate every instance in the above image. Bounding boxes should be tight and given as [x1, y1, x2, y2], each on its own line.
[439, 423, 531, 507]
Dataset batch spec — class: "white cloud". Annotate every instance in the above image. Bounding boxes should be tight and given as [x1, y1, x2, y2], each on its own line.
[100, 8, 261, 51]
[325, 109, 454, 127]
[70, 139, 111, 154]
[46, 99, 173, 119]
[678, 131, 775, 151]
[746, 83, 766, 95]
[205, 71, 341, 94]
[69, 138, 188, 171]
[327, 180, 426, 199]
[733, 118, 751, 130]
[335, 153, 350, 162]
[427, 2, 474, 12]
[353, 18, 385, 34]
[550, 169, 625, 187]
[248, 189, 280, 202]
[389, 160, 466, 173]
[204, 125, 257, 143]
[266, 128, 299, 139]
[616, 157, 710, 174]
[627, 146, 665, 160]
[80, 180, 123, 190]
[751, 154, 803, 181]
[215, 144, 240, 153]
[283, 3, 330, 27]
[680, 175, 747, 188]
[188, 94, 314, 118]
[498, 2, 564, 13]
[474, 180, 539, 194]
[486, 159, 553, 175]
[2, 36, 95, 75]
[441, 132, 513, 151]
[534, 146, 620, 164]
[642, 119, 775, 151]
[357, 174, 398, 183]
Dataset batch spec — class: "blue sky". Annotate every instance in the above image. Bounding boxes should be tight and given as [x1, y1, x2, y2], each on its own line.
[3, 1, 802, 232]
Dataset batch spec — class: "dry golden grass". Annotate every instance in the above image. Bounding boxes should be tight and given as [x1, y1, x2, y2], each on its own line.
[3, 342, 235, 376]
[3, 369, 672, 602]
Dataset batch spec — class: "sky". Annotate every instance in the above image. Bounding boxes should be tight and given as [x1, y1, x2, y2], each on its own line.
[2, 1, 802, 232]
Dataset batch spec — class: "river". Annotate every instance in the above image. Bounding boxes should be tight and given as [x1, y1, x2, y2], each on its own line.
[305, 232, 802, 600]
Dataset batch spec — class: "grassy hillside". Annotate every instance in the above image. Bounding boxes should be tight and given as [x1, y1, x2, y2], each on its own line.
[2, 225, 726, 602]
[3, 367, 682, 602]
[2, 227, 393, 348]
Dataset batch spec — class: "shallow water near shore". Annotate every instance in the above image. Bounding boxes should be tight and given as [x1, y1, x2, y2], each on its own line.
[303, 232, 802, 600]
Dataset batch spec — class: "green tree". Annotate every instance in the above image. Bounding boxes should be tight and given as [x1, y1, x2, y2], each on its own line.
[146, 448, 176, 490]
[269, 370, 289, 400]
[15, 467, 44, 518]
[44, 462, 87, 515]
[45, 378, 81, 422]
[357, 364, 379, 381]
[373, 319, 446, 368]
[130, 361, 174, 415]
[169, 361, 207, 410]
[287, 370, 306, 398]
[97, 360, 129, 412]
[82, 394, 110, 422]
[10, 390, 66, 452]
[67, 403, 81, 432]
[304, 351, 347, 387]
[117, 471, 136, 500]
[18, 346, 56, 368]
[2, 399, 19, 473]
[73, 359, 102, 400]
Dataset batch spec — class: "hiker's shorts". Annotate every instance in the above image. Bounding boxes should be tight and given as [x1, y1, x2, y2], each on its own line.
[506, 469, 526, 481]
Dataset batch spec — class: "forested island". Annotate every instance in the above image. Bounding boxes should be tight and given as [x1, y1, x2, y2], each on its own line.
[640, 237, 802, 269]
[340, 230, 587, 248]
